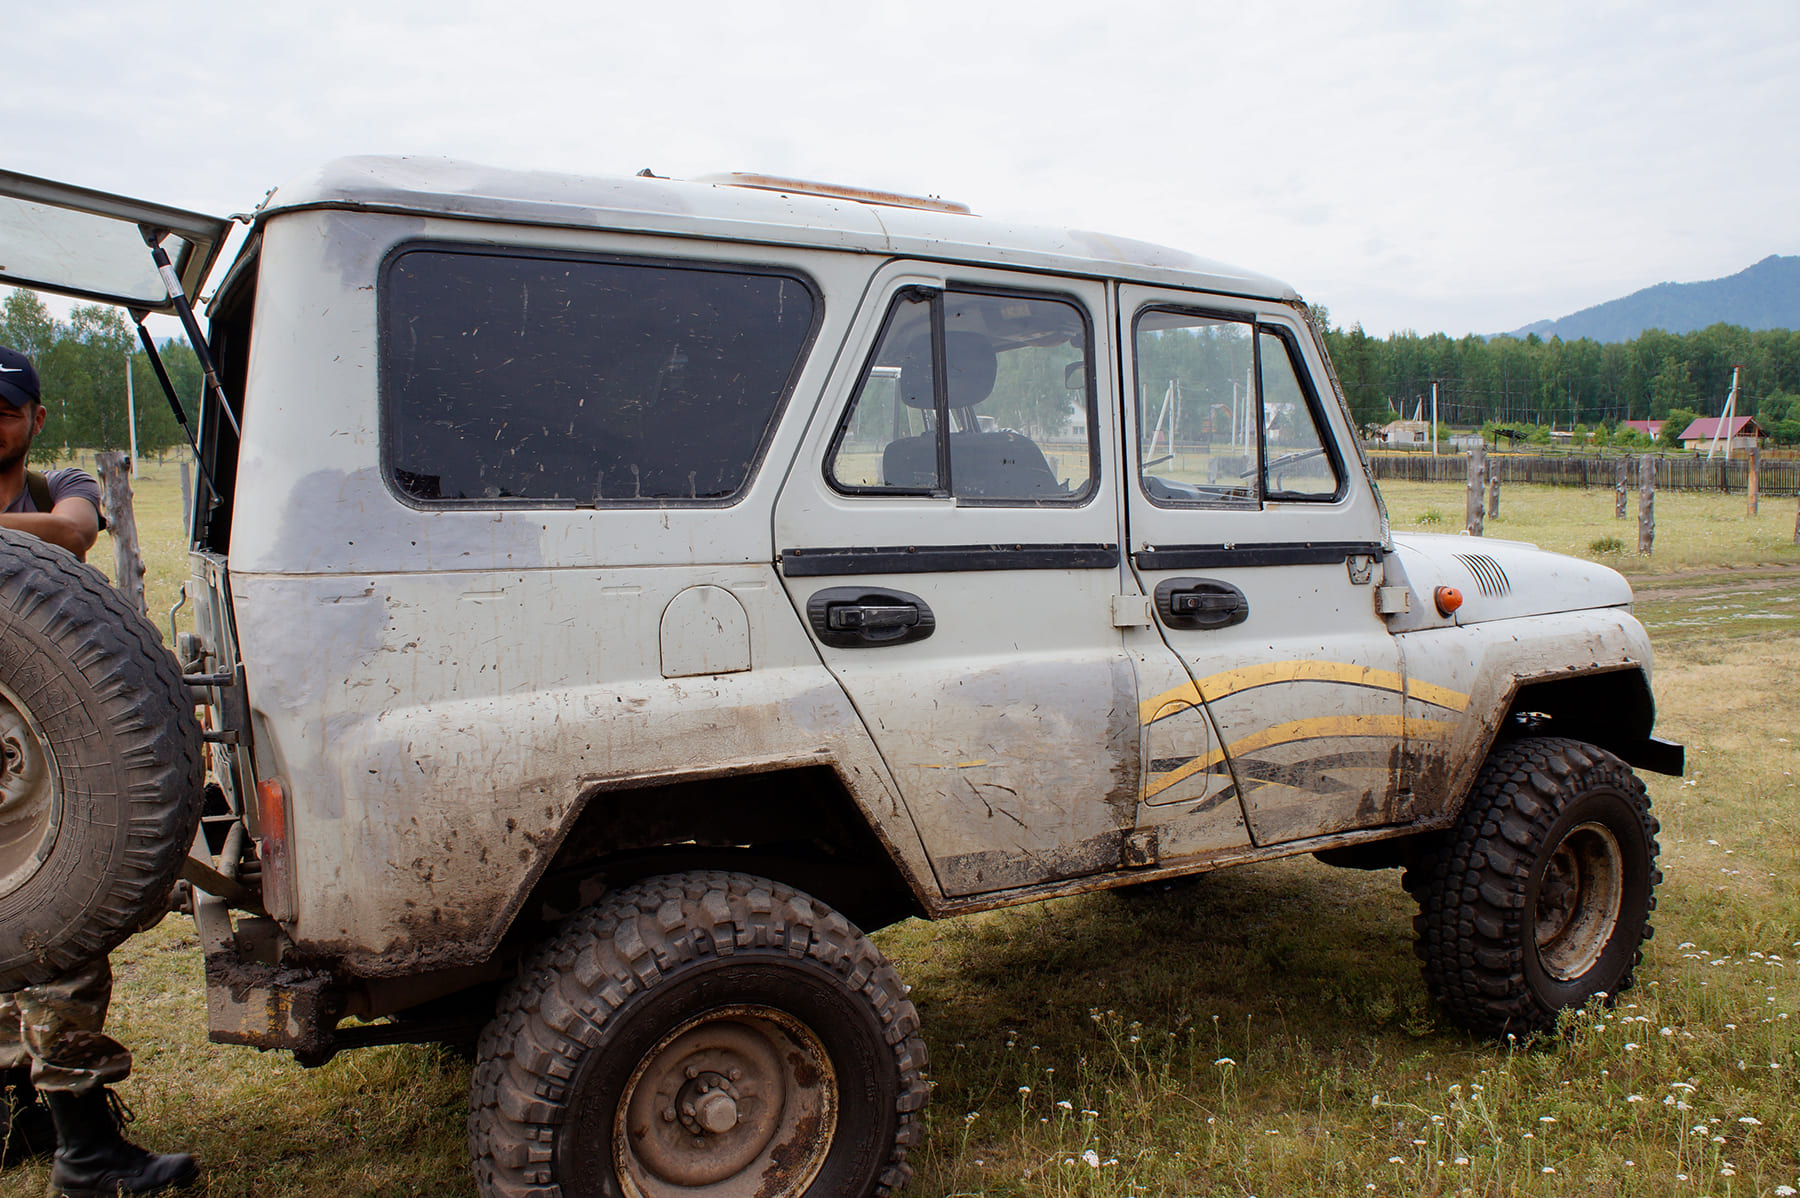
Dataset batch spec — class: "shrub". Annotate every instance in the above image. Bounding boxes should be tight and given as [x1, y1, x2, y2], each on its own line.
[1588, 535, 1625, 555]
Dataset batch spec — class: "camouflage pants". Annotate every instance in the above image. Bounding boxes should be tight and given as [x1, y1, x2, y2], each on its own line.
[0, 959, 131, 1094]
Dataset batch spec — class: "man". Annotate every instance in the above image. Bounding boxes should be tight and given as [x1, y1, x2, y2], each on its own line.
[0, 343, 197, 1196]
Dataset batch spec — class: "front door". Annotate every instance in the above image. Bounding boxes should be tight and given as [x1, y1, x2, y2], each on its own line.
[776, 264, 1137, 898]
[1119, 287, 1410, 847]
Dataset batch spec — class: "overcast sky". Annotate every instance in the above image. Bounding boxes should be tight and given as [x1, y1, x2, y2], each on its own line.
[7, 0, 1798, 337]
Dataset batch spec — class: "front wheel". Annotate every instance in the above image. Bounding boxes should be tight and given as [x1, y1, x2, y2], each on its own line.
[468, 871, 928, 1198]
[1404, 737, 1660, 1038]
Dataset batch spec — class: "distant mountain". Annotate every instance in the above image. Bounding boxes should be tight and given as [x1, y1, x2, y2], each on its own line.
[1505, 254, 1800, 343]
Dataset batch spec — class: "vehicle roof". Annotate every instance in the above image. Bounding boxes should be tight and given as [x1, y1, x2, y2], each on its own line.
[258, 156, 1299, 302]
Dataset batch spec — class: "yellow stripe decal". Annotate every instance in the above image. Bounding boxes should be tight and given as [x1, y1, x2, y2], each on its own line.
[1139, 660, 1468, 723]
[1144, 714, 1465, 800]
[1145, 714, 1411, 800]
[1406, 680, 1470, 713]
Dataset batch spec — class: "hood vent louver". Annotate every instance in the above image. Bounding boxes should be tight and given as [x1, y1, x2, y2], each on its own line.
[1454, 553, 1510, 597]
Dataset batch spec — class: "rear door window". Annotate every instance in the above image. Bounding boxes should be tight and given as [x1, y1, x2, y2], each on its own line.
[381, 246, 819, 506]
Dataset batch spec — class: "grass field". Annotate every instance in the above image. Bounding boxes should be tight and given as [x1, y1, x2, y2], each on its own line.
[4, 473, 1798, 1197]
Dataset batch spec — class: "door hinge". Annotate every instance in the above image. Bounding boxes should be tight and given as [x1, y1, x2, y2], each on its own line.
[1345, 553, 1379, 586]
[1376, 586, 1411, 615]
[1111, 594, 1153, 628]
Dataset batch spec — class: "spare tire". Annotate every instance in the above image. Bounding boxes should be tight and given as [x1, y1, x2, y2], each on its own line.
[0, 529, 204, 991]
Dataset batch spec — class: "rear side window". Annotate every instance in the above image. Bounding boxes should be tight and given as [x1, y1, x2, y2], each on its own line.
[381, 247, 818, 506]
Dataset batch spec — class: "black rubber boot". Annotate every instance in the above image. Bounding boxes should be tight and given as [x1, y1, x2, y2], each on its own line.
[42, 1088, 198, 1197]
[0, 1067, 57, 1165]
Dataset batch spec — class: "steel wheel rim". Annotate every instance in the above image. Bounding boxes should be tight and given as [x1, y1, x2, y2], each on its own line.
[1534, 819, 1624, 981]
[615, 1004, 837, 1197]
[0, 680, 61, 899]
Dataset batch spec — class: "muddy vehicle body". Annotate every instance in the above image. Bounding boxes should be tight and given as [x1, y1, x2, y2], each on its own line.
[0, 159, 1681, 1197]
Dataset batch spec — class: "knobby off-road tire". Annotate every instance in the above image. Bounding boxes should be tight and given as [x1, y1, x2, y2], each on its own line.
[1404, 736, 1660, 1038]
[468, 871, 929, 1198]
[0, 530, 205, 991]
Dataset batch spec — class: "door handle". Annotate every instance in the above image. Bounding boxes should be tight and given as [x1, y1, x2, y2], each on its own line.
[826, 604, 919, 632]
[807, 587, 937, 648]
[1154, 578, 1249, 630]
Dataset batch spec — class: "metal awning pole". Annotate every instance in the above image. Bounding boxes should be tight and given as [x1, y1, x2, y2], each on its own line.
[141, 226, 240, 439]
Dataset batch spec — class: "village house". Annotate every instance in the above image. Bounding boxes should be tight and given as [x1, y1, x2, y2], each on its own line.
[1675, 415, 1764, 457]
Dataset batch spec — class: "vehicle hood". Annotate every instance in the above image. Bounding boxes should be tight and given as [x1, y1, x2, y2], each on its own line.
[1382, 532, 1633, 632]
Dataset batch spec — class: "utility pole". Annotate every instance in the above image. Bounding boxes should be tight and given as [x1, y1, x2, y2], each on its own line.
[1706, 366, 1741, 461]
[1431, 380, 1439, 456]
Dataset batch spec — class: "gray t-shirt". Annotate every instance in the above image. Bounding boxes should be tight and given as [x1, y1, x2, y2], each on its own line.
[5, 467, 103, 521]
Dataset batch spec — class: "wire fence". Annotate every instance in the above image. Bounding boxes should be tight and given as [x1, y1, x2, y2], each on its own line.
[1365, 451, 1800, 495]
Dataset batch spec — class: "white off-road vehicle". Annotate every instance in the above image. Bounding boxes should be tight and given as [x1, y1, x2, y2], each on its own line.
[0, 159, 1681, 1198]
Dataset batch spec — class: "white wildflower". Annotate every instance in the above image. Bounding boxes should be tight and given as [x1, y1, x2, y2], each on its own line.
[1081, 1149, 1100, 1168]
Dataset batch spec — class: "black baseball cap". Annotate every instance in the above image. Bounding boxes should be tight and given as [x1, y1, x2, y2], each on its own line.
[0, 346, 40, 409]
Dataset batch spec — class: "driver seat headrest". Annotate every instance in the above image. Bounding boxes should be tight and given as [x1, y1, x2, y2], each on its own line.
[897, 332, 997, 409]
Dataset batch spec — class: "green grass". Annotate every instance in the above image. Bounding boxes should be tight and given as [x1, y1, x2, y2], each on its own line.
[4, 473, 1798, 1196]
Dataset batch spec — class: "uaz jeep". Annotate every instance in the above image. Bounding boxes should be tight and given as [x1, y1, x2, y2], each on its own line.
[0, 158, 1680, 1198]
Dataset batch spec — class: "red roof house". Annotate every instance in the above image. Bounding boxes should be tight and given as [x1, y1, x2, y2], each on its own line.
[1676, 416, 1764, 456]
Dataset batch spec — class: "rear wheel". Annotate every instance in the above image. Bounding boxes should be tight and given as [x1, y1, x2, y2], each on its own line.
[1404, 737, 1659, 1038]
[468, 871, 928, 1197]
[0, 531, 204, 990]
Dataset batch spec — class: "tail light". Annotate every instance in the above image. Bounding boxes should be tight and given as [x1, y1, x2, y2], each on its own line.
[255, 777, 297, 922]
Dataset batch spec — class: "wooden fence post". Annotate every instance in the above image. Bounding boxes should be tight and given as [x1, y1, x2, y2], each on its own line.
[1638, 454, 1656, 556]
[1748, 443, 1760, 516]
[1615, 457, 1628, 518]
[95, 450, 147, 616]
[1465, 446, 1485, 536]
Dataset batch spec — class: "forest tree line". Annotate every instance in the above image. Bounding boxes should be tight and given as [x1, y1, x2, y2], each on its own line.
[1314, 305, 1800, 444]
[0, 288, 202, 464]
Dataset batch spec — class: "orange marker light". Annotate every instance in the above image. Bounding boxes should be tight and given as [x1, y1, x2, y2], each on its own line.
[1434, 586, 1464, 616]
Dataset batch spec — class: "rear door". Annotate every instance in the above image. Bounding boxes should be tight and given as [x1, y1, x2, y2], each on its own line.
[0, 168, 227, 310]
[1120, 288, 1411, 846]
[775, 262, 1137, 898]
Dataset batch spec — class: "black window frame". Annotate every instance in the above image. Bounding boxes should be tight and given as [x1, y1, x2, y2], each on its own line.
[824, 280, 1102, 508]
[377, 240, 824, 512]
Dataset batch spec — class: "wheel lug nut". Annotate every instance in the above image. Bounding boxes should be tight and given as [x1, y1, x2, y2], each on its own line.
[729, 1068, 742, 1081]
[662, 1109, 676, 1123]
[682, 1102, 695, 1117]
[685, 1065, 698, 1079]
